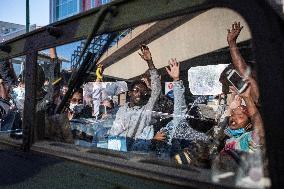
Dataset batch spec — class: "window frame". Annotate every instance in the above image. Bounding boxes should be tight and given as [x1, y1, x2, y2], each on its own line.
[0, 0, 283, 188]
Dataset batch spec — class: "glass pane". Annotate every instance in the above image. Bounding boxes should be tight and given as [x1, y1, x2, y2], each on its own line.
[22, 7, 269, 189]
[0, 56, 25, 143]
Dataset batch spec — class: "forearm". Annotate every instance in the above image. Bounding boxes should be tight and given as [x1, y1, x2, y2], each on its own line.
[243, 96, 265, 144]
[0, 83, 8, 100]
[173, 80, 188, 117]
[229, 42, 248, 76]
[146, 60, 155, 70]
[146, 69, 161, 108]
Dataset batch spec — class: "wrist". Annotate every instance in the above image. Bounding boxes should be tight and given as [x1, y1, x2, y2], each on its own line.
[146, 59, 153, 63]
[228, 41, 237, 47]
[173, 77, 180, 81]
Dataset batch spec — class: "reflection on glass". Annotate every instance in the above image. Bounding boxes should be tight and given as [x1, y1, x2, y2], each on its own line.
[6, 7, 269, 189]
[0, 57, 24, 140]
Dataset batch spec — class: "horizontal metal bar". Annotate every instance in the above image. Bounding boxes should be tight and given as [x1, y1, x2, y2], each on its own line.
[0, 0, 208, 61]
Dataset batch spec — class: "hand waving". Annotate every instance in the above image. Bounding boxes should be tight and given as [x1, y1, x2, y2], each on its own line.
[153, 131, 166, 141]
[165, 58, 180, 81]
[138, 44, 152, 62]
[227, 22, 243, 45]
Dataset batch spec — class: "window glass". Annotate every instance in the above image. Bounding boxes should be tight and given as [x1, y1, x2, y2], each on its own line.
[55, 0, 79, 21]
[0, 56, 25, 144]
[13, 7, 269, 188]
[101, 0, 111, 5]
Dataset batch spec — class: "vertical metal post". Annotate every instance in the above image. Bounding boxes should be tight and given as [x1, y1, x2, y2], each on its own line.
[26, 0, 30, 32]
[22, 51, 37, 151]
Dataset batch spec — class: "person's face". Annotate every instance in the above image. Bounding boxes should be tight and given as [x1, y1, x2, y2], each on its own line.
[101, 100, 112, 109]
[62, 86, 68, 95]
[70, 92, 83, 105]
[44, 80, 49, 86]
[19, 82, 25, 88]
[99, 100, 113, 119]
[129, 84, 149, 106]
[229, 107, 249, 130]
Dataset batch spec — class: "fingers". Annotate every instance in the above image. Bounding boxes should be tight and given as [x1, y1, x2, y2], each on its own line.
[165, 66, 171, 74]
[230, 21, 243, 32]
[175, 58, 179, 68]
[140, 44, 148, 52]
[238, 22, 244, 31]
[168, 58, 179, 67]
[229, 86, 238, 94]
[138, 52, 143, 58]
[171, 58, 176, 67]
[154, 131, 166, 141]
[234, 95, 242, 103]
[237, 22, 241, 30]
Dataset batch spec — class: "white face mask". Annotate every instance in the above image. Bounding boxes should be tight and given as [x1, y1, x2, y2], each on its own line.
[69, 103, 77, 112]
[69, 103, 84, 113]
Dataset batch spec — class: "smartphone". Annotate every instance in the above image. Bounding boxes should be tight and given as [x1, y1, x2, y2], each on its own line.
[227, 69, 248, 93]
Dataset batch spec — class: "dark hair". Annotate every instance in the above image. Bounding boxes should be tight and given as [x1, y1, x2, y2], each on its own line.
[108, 99, 114, 109]
[129, 80, 148, 91]
[73, 88, 83, 94]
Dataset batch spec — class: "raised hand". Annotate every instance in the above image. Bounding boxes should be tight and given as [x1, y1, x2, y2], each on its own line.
[165, 58, 180, 81]
[227, 22, 243, 45]
[229, 95, 242, 110]
[153, 131, 166, 141]
[138, 44, 152, 62]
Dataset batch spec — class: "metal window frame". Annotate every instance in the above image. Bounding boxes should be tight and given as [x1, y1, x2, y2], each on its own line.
[1, 0, 284, 188]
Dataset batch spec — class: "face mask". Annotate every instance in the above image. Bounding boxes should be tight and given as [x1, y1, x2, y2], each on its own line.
[225, 127, 245, 138]
[69, 103, 84, 114]
[99, 105, 107, 114]
[69, 103, 76, 112]
[99, 105, 112, 114]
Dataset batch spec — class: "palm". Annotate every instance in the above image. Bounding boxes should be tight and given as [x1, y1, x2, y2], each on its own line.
[166, 58, 180, 81]
[139, 44, 152, 61]
[227, 22, 243, 43]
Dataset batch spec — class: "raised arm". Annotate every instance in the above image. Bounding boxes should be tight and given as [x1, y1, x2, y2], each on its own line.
[138, 44, 155, 70]
[227, 22, 248, 77]
[0, 79, 9, 100]
[227, 22, 260, 104]
[240, 85, 264, 145]
[138, 45, 161, 109]
[166, 58, 188, 117]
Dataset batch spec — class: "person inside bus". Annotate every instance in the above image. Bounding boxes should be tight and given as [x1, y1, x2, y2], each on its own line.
[227, 21, 259, 105]
[212, 84, 265, 174]
[162, 58, 264, 165]
[67, 88, 92, 120]
[162, 58, 211, 165]
[97, 99, 115, 120]
[108, 44, 161, 151]
[209, 22, 263, 156]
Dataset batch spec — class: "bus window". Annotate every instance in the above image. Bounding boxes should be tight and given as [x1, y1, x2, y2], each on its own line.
[0, 56, 24, 143]
[16, 7, 270, 188]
